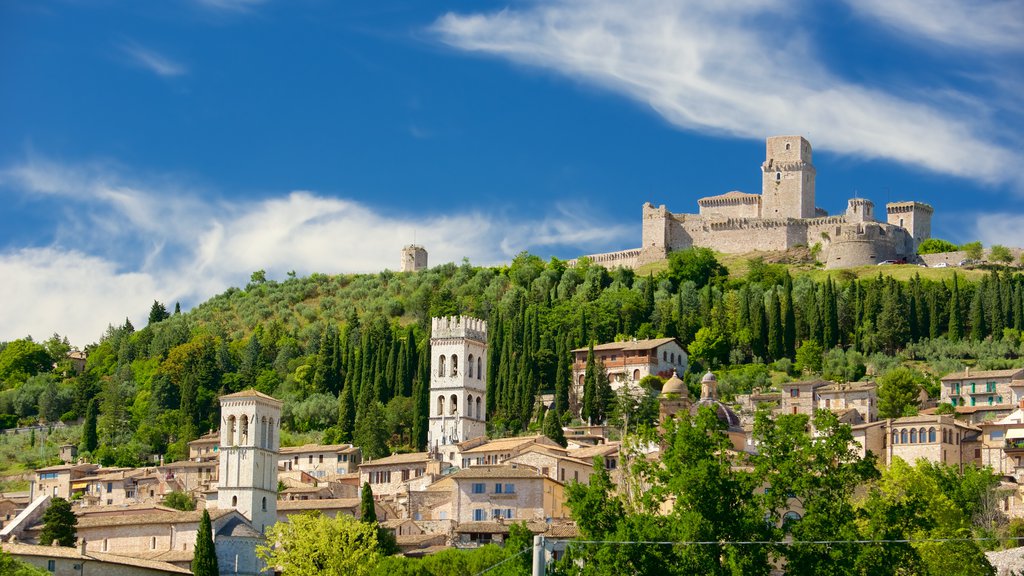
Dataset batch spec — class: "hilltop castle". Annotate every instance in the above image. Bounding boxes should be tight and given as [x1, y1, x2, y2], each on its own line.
[580, 136, 933, 269]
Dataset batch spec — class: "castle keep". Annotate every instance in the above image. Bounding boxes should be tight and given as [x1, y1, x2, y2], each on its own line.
[581, 136, 933, 269]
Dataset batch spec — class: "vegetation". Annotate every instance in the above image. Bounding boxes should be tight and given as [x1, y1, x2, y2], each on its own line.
[0, 550, 49, 576]
[917, 238, 959, 255]
[192, 509, 219, 576]
[38, 497, 77, 547]
[161, 490, 196, 511]
[258, 512, 382, 576]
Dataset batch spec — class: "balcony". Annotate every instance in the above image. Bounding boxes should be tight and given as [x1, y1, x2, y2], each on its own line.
[1004, 440, 1024, 454]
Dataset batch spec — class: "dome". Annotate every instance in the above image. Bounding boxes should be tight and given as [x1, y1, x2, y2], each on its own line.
[661, 371, 687, 397]
[690, 398, 742, 429]
[701, 371, 717, 384]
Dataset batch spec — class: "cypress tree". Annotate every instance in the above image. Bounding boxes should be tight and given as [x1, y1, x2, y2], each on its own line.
[192, 509, 218, 576]
[949, 274, 964, 341]
[554, 337, 570, 417]
[543, 407, 567, 448]
[360, 482, 377, 523]
[782, 274, 796, 358]
[80, 398, 98, 453]
[338, 382, 356, 443]
[767, 291, 784, 361]
[823, 277, 839, 350]
[970, 285, 986, 341]
[582, 344, 598, 424]
[39, 497, 77, 547]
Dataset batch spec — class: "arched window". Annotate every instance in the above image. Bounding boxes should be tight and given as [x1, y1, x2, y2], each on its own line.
[928, 427, 936, 443]
[892, 431, 898, 445]
[785, 142, 791, 151]
[450, 394, 458, 415]
[262, 496, 267, 512]
[900, 429, 908, 444]
[268, 418, 275, 449]
[919, 428, 926, 443]
[467, 395, 474, 419]
[438, 356, 446, 377]
[578, 374, 585, 386]
[451, 355, 459, 377]
[260, 417, 267, 448]
[232, 496, 238, 507]
[476, 397, 482, 420]
[633, 369, 640, 380]
[468, 355, 474, 378]
[228, 416, 237, 446]
[670, 353, 675, 364]
[437, 396, 445, 416]
[910, 428, 917, 443]
[477, 357, 482, 380]
[783, 511, 801, 524]
[240, 415, 249, 445]
[775, 172, 781, 182]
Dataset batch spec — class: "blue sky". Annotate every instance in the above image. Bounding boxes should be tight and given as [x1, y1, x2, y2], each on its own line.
[1, 0, 1022, 346]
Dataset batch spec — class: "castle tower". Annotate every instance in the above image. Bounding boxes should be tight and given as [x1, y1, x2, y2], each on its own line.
[401, 245, 428, 272]
[761, 136, 816, 219]
[845, 198, 875, 223]
[429, 316, 487, 463]
[217, 390, 282, 534]
[886, 201, 933, 251]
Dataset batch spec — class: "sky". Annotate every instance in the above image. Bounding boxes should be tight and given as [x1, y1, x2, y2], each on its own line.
[1, 0, 1022, 347]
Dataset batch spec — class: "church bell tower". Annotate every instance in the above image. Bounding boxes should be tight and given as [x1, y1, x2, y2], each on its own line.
[217, 390, 282, 534]
[428, 316, 487, 463]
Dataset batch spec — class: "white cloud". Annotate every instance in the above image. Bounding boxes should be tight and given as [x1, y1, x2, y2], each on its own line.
[973, 212, 1024, 247]
[120, 42, 187, 77]
[432, 0, 1022, 189]
[844, 0, 1024, 52]
[0, 159, 631, 347]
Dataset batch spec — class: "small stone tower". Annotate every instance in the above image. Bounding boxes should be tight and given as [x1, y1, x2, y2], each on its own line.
[761, 136, 816, 219]
[845, 198, 875, 223]
[658, 371, 690, 425]
[401, 245, 428, 272]
[429, 316, 487, 463]
[217, 390, 282, 534]
[886, 201, 933, 251]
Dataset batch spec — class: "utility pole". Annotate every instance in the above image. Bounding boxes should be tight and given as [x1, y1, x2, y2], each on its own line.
[532, 535, 547, 576]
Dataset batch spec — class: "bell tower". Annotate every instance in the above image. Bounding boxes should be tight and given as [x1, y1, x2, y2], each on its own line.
[761, 136, 816, 219]
[217, 389, 282, 534]
[428, 316, 487, 463]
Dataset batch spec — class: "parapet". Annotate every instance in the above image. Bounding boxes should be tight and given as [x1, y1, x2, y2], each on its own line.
[431, 316, 487, 342]
[886, 201, 933, 214]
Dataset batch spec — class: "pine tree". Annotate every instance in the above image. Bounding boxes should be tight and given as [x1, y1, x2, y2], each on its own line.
[39, 497, 77, 547]
[192, 509, 219, 576]
[543, 407, 567, 448]
[581, 344, 598, 424]
[970, 286, 986, 341]
[360, 482, 377, 523]
[338, 383, 356, 443]
[767, 290, 784, 361]
[80, 398, 98, 453]
[782, 274, 796, 358]
[148, 300, 170, 325]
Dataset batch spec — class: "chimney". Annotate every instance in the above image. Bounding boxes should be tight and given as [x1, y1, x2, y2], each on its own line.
[966, 366, 971, 377]
[79, 538, 86, 555]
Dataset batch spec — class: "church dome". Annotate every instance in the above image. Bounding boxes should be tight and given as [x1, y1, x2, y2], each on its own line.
[691, 370, 741, 429]
[701, 371, 717, 385]
[661, 371, 687, 397]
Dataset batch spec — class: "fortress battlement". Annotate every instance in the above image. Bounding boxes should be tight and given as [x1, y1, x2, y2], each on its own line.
[431, 316, 487, 342]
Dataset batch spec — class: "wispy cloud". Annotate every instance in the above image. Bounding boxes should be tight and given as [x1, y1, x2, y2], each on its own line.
[431, 0, 1023, 190]
[844, 0, 1024, 52]
[972, 212, 1024, 247]
[0, 158, 631, 346]
[193, 0, 268, 13]
[120, 42, 187, 77]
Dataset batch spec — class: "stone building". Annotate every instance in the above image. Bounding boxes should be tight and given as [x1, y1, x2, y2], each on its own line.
[570, 338, 688, 408]
[779, 380, 829, 416]
[401, 244, 428, 272]
[278, 443, 361, 477]
[429, 316, 488, 463]
[439, 465, 567, 527]
[940, 367, 1024, 409]
[884, 414, 980, 469]
[216, 389, 281, 535]
[575, 136, 933, 270]
[816, 381, 878, 423]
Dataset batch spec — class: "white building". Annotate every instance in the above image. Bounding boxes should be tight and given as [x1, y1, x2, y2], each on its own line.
[217, 390, 282, 535]
[429, 316, 488, 464]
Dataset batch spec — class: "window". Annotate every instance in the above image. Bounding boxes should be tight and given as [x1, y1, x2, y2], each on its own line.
[928, 428, 936, 443]
[910, 429, 917, 443]
[633, 369, 640, 380]
[775, 172, 781, 181]
[477, 357, 482, 380]
[988, 382, 997, 393]
[450, 394, 458, 415]
[438, 355, 446, 377]
[892, 431, 898, 445]
[495, 483, 503, 494]
[504, 483, 515, 494]
[989, 396, 994, 406]
[472, 483, 486, 494]
[663, 352, 667, 361]
[971, 397, 976, 406]
[451, 354, 459, 376]
[900, 429, 908, 444]
[48, 560, 55, 571]
[319, 455, 324, 464]
[468, 354, 474, 378]
[309, 455, 314, 464]
[437, 395, 445, 416]
[232, 496, 238, 507]
[106, 482, 112, 494]
[151, 536, 157, 549]
[474, 509, 486, 521]
[790, 389, 799, 398]
[262, 497, 267, 512]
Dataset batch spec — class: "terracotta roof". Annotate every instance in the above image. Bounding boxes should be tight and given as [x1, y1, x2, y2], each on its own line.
[818, 382, 877, 393]
[572, 337, 679, 354]
[569, 443, 620, 460]
[279, 443, 358, 454]
[941, 368, 1024, 381]
[461, 435, 556, 454]
[449, 465, 549, 480]
[360, 452, 431, 467]
[782, 380, 831, 388]
[73, 507, 233, 528]
[218, 389, 283, 404]
[34, 463, 99, 473]
[1, 542, 192, 574]
[455, 520, 550, 534]
[276, 498, 360, 512]
[542, 524, 580, 539]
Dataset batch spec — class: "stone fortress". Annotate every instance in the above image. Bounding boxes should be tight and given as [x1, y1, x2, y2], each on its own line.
[579, 136, 934, 270]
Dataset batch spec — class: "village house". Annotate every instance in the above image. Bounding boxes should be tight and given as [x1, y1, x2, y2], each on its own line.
[187, 431, 220, 460]
[158, 459, 219, 495]
[816, 381, 878, 422]
[459, 435, 564, 469]
[77, 467, 165, 507]
[571, 338, 688, 401]
[979, 404, 1024, 483]
[359, 452, 446, 497]
[778, 380, 829, 416]
[2, 541, 191, 576]
[278, 443, 361, 477]
[940, 367, 1024, 408]
[884, 414, 981, 469]
[31, 463, 99, 500]
[506, 445, 595, 486]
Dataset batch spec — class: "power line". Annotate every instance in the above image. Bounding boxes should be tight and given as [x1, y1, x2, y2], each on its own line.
[564, 537, 1000, 546]
[473, 546, 531, 576]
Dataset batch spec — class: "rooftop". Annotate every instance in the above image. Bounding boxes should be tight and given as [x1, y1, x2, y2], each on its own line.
[279, 443, 358, 454]
[941, 368, 1024, 381]
[276, 498, 360, 512]
[360, 451, 431, 467]
[1, 543, 192, 574]
[461, 435, 557, 455]
[449, 465, 551, 480]
[571, 337, 680, 354]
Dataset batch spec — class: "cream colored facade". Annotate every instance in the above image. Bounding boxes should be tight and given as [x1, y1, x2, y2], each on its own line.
[884, 415, 980, 469]
[940, 367, 1024, 409]
[779, 380, 828, 416]
[979, 407, 1024, 483]
[571, 338, 688, 406]
[429, 316, 488, 462]
[2, 542, 190, 576]
[359, 452, 443, 497]
[816, 382, 878, 423]
[217, 389, 281, 534]
[444, 465, 567, 524]
[32, 463, 98, 500]
[278, 443, 361, 477]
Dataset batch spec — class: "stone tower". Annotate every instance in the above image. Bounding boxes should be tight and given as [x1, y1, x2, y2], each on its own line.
[845, 198, 875, 223]
[401, 245, 428, 272]
[217, 390, 282, 534]
[886, 201, 933, 251]
[761, 136, 816, 219]
[429, 316, 487, 463]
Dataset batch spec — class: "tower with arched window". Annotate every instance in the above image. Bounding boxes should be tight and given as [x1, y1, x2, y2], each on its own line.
[217, 389, 282, 535]
[428, 316, 487, 461]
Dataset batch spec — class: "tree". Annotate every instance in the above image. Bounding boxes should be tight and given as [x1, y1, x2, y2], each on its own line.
[688, 327, 729, 368]
[161, 491, 196, 511]
[148, 300, 170, 325]
[0, 550, 49, 576]
[794, 340, 824, 374]
[543, 407, 567, 447]
[0, 339, 52, 386]
[662, 247, 727, 290]
[990, 244, 1013, 263]
[877, 366, 925, 418]
[39, 497, 77, 547]
[354, 401, 390, 460]
[258, 512, 381, 576]
[917, 238, 959, 254]
[80, 398, 98, 453]
[192, 508, 219, 576]
[962, 241, 984, 260]
[360, 482, 377, 523]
